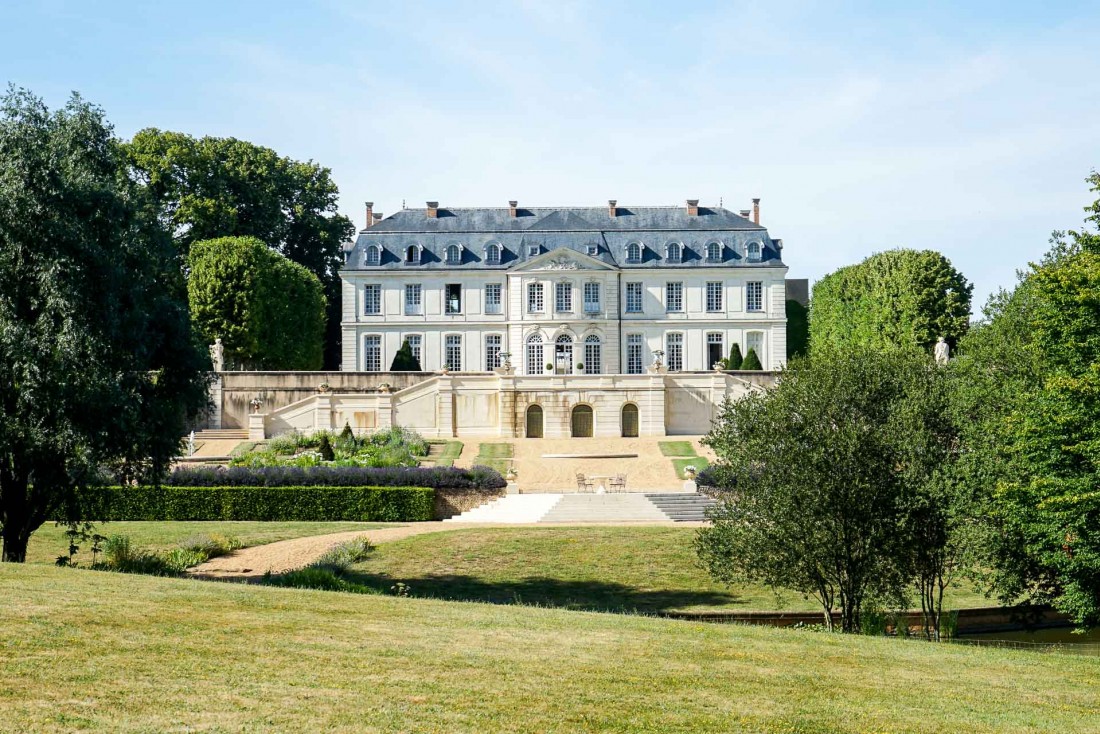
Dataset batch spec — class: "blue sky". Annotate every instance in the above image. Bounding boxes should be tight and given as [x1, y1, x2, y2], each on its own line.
[4, 1, 1099, 310]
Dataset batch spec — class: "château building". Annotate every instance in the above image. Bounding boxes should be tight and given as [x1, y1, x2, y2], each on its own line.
[341, 199, 789, 375]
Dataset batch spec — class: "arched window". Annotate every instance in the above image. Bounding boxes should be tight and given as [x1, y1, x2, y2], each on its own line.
[584, 334, 601, 374]
[405, 245, 420, 264]
[365, 245, 381, 266]
[555, 334, 574, 374]
[526, 404, 544, 438]
[706, 241, 721, 263]
[626, 242, 642, 264]
[485, 243, 501, 265]
[747, 242, 762, 262]
[446, 244, 461, 265]
[666, 242, 682, 263]
[571, 404, 593, 438]
[621, 403, 639, 437]
[525, 333, 544, 375]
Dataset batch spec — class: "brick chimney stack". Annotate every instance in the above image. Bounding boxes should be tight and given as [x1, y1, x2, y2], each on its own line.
[686, 199, 699, 216]
[752, 198, 760, 225]
[365, 202, 374, 228]
[426, 201, 439, 218]
[608, 200, 617, 217]
[509, 200, 518, 218]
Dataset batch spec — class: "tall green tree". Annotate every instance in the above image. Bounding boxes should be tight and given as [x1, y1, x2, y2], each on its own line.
[810, 249, 972, 354]
[126, 129, 354, 368]
[0, 89, 209, 562]
[188, 237, 325, 370]
[696, 347, 963, 632]
[390, 340, 422, 371]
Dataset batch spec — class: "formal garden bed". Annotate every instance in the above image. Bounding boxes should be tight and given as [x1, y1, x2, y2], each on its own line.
[230, 426, 429, 468]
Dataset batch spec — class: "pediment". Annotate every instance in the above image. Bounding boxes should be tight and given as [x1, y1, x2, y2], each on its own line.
[512, 247, 618, 272]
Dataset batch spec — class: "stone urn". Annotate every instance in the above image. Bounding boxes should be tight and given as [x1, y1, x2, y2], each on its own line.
[317, 382, 331, 394]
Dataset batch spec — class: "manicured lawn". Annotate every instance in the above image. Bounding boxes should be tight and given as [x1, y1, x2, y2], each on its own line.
[26, 521, 390, 566]
[344, 526, 994, 614]
[3, 564, 1097, 733]
[474, 442, 513, 473]
[429, 440, 463, 467]
[658, 440, 697, 457]
[672, 456, 710, 479]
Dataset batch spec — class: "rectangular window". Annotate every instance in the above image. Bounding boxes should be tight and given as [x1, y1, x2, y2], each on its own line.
[666, 333, 683, 371]
[404, 284, 422, 315]
[706, 282, 723, 312]
[527, 282, 544, 313]
[665, 282, 683, 312]
[363, 335, 381, 371]
[445, 335, 462, 370]
[485, 283, 502, 314]
[746, 331, 764, 366]
[625, 282, 642, 313]
[626, 334, 643, 374]
[406, 334, 422, 367]
[584, 338, 601, 374]
[485, 334, 502, 370]
[445, 284, 462, 314]
[363, 284, 381, 315]
[555, 281, 573, 312]
[746, 281, 763, 312]
[583, 282, 601, 313]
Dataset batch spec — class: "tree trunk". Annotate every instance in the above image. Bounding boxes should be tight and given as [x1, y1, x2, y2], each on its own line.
[2, 527, 30, 563]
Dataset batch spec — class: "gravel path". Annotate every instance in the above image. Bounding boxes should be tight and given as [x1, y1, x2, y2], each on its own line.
[188, 523, 459, 580]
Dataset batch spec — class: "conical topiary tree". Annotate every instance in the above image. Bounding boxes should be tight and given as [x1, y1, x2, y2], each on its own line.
[389, 339, 422, 371]
[318, 433, 336, 461]
[727, 343, 744, 370]
[741, 348, 763, 371]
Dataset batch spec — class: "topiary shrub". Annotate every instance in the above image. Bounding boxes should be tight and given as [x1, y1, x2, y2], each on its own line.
[318, 433, 336, 461]
[741, 348, 763, 371]
[168, 465, 506, 490]
[389, 339, 422, 371]
[727, 343, 744, 370]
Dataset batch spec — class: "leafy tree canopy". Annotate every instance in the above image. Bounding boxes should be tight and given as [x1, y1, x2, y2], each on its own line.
[810, 249, 972, 354]
[188, 237, 326, 370]
[0, 88, 209, 562]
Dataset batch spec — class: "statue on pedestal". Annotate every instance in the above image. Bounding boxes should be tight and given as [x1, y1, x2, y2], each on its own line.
[209, 338, 224, 372]
[934, 337, 950, 366]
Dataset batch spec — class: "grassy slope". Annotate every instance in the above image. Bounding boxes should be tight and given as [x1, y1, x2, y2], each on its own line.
[345, 527, 994, 614]
[26, 521, 390, 566]
[658, 440, 696, 457]
[3, 565, 1098, 733]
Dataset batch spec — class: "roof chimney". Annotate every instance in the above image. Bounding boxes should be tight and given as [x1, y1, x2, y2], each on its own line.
[608, 199, 617, 217]
[752, 198, 760, 225]
[373, 211, 382, 224]
[686, 199, 699, 216]
[426, 201, 439, 218]
[509, 200, 518, 218]
[739, 209, 752, 219]
[364, 201, 374, 228]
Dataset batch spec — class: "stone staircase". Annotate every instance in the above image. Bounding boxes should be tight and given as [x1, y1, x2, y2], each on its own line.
[192, 429, 249, 441]
[645, 493, 719, 522]
[444, 492, 718, 524]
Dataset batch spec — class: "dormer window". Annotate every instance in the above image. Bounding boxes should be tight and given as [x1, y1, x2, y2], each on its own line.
[365, 245, 381, 266]
[705, 241, 722, 263]
[446, 244, 462, 265]
[587, 244, 599, 256]
[626, 242, 642, 264]
[666, 242, 682, 264]
[485, 243, 501, 265]
[405, 244, 421, 264]
[747, 242, 762, 262]
[528, 244, 540, 256]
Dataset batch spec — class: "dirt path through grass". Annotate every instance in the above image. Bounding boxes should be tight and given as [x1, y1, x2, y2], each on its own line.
[189, 523, 463, 580]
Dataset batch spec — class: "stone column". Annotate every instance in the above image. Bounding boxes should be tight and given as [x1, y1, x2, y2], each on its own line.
[247, 412, 266, 441]
[436, 373, 455, 438]
[497, 371, 517, 437]
[314, 393, 333, 433]
[644, 373, 668, 436]
[209, 374, 223, 429]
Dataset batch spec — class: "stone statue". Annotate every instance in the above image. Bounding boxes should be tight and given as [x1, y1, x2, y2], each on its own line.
[934, 337, 950, 365]
[210, 338, 224, 372]
[187, 430, 196, 457]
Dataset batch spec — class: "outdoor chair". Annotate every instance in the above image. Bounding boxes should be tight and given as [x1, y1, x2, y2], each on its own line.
[576, 473, 594, 492]
[609, 474, 626, 492]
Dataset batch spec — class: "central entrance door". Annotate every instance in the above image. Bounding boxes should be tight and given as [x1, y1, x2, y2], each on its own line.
[526, 405, 544, 438]
[571, 404, 593, 437]
[555, 334, 573, 374]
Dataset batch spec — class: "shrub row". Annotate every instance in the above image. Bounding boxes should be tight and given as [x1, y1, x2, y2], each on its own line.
[167, 465, 506, 490]
[95, 485, 433, 522]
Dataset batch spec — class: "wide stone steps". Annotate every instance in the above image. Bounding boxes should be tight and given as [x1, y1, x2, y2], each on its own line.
[645, 493, 719, 522]
[445, 492, 718, 524]
[192, 429, 249, 440]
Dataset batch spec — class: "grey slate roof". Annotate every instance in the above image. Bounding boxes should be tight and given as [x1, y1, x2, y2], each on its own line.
[342, 205, 785, 272]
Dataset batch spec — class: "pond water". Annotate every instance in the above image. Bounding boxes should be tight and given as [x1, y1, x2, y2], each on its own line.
[959, 626, 1100, 655]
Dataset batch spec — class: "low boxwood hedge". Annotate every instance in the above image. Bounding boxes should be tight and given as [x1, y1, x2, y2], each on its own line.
[95, 485, 433, 522]
[167, 465, 505, 490]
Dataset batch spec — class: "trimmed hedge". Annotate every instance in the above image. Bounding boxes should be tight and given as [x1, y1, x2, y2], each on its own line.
[167, 465, 506, 490]
[96, 486, 433, 522]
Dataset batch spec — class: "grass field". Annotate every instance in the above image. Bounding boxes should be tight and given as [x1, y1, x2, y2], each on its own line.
[344, 526, 994, 614]
[25, 521, 390, 566]
[3, 564, 1097, 733]
[474, 442, 513, 473]
[428, 440, 463, 467]
[673, 456, 710, 479]
[658, 440, 697, 457]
